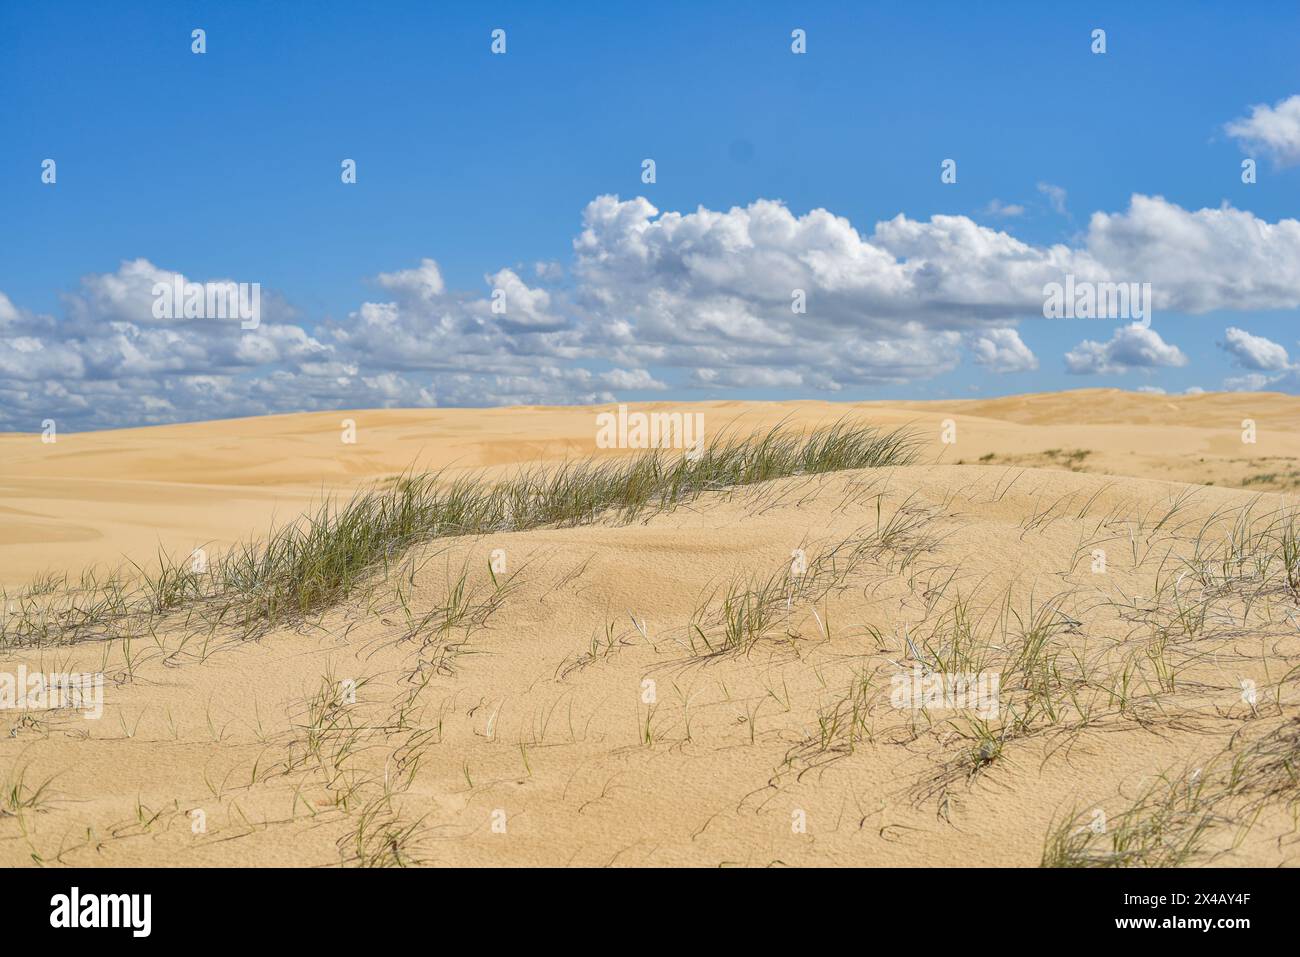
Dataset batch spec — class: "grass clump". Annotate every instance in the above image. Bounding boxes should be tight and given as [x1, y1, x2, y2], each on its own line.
[1041, 718, 1300, 867]
[0, 765, 57, 818]
[1041, 767, 1226, 867]
[1, 421, 917, 648]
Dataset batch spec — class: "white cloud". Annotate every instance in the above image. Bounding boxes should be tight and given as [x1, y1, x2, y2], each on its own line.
[572, 193, 1300, 390]
[0, 260, 413, 429]
[1222, 369, 1300, 393]
[1219, 327, 1291, 370]
[570, 195, 1072, 388]
[480, 268, 562, 329]
[969, 328, 1038, 373]
[9, 192, 1300, 429]
[1064, 324, 1188, 375]
[983, 199, 1025, 218]
[1223, 372, 1275, 392]
[1225, 94, 1300, 167]
[377, 258, 446, 303]
[1080, 195, 1300, 314]
[600, 368, 668, 390]
[1216, 326, 1300, 392]
[691, 367, 806, 389]
[0, 292, 20, 326]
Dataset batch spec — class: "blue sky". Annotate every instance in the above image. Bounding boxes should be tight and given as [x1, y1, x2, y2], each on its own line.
[3, 1, 1300, 428]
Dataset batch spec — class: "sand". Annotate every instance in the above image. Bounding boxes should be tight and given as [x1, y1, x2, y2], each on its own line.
[1, 390, 1296, 590]
[1, 389, 1298, 866]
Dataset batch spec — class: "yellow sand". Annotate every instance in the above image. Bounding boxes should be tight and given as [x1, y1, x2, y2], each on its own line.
[1, 389, 1297, 866]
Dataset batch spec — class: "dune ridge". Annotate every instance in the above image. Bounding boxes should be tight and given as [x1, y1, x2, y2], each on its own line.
[2, 390, 1297, 588]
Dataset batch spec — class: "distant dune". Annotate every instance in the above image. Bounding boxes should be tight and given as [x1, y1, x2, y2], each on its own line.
[1, 391, 1298, 866]
[1, 390, 1296, 586]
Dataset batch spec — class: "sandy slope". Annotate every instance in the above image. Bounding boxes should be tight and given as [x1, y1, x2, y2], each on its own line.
[1, 390, 1297, 587]
[1, 391, 1298, 867]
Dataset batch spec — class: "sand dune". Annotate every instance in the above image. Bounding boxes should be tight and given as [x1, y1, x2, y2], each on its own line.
[2, 390, 1297, 588]
[1, 391, 1298, 866]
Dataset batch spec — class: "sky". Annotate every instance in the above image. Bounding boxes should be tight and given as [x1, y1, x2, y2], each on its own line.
[2, 0, 1300, 430]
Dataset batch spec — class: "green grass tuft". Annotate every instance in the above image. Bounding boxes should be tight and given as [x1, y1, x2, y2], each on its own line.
[1, 420, 917, 648]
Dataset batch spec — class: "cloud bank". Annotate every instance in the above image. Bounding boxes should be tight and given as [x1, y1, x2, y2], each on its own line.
[5, 193, 1300, 429]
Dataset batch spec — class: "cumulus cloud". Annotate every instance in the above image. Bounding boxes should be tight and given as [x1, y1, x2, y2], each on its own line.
[969, 328, 1038, 373]
[1215, 326, 1300, 392]
[376, 258, 446, 303]
[1080, 195, 1300, 314]
[8, 192, 1300, 429]
[571, 192, 1300, 390]
[577, 193, 1300, 340]
[692, 367, 806, 389]
[0, 260, 354, 429]
[599, 368, 668, 390]
[479, 268, 563, 330]
[1064, 324, 1189, 375]
[1225, 94, 1300, 167]
[1219, 326, 1291, 370]
[569, 194, 1078, 390]
[0, 291, 20, 326]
